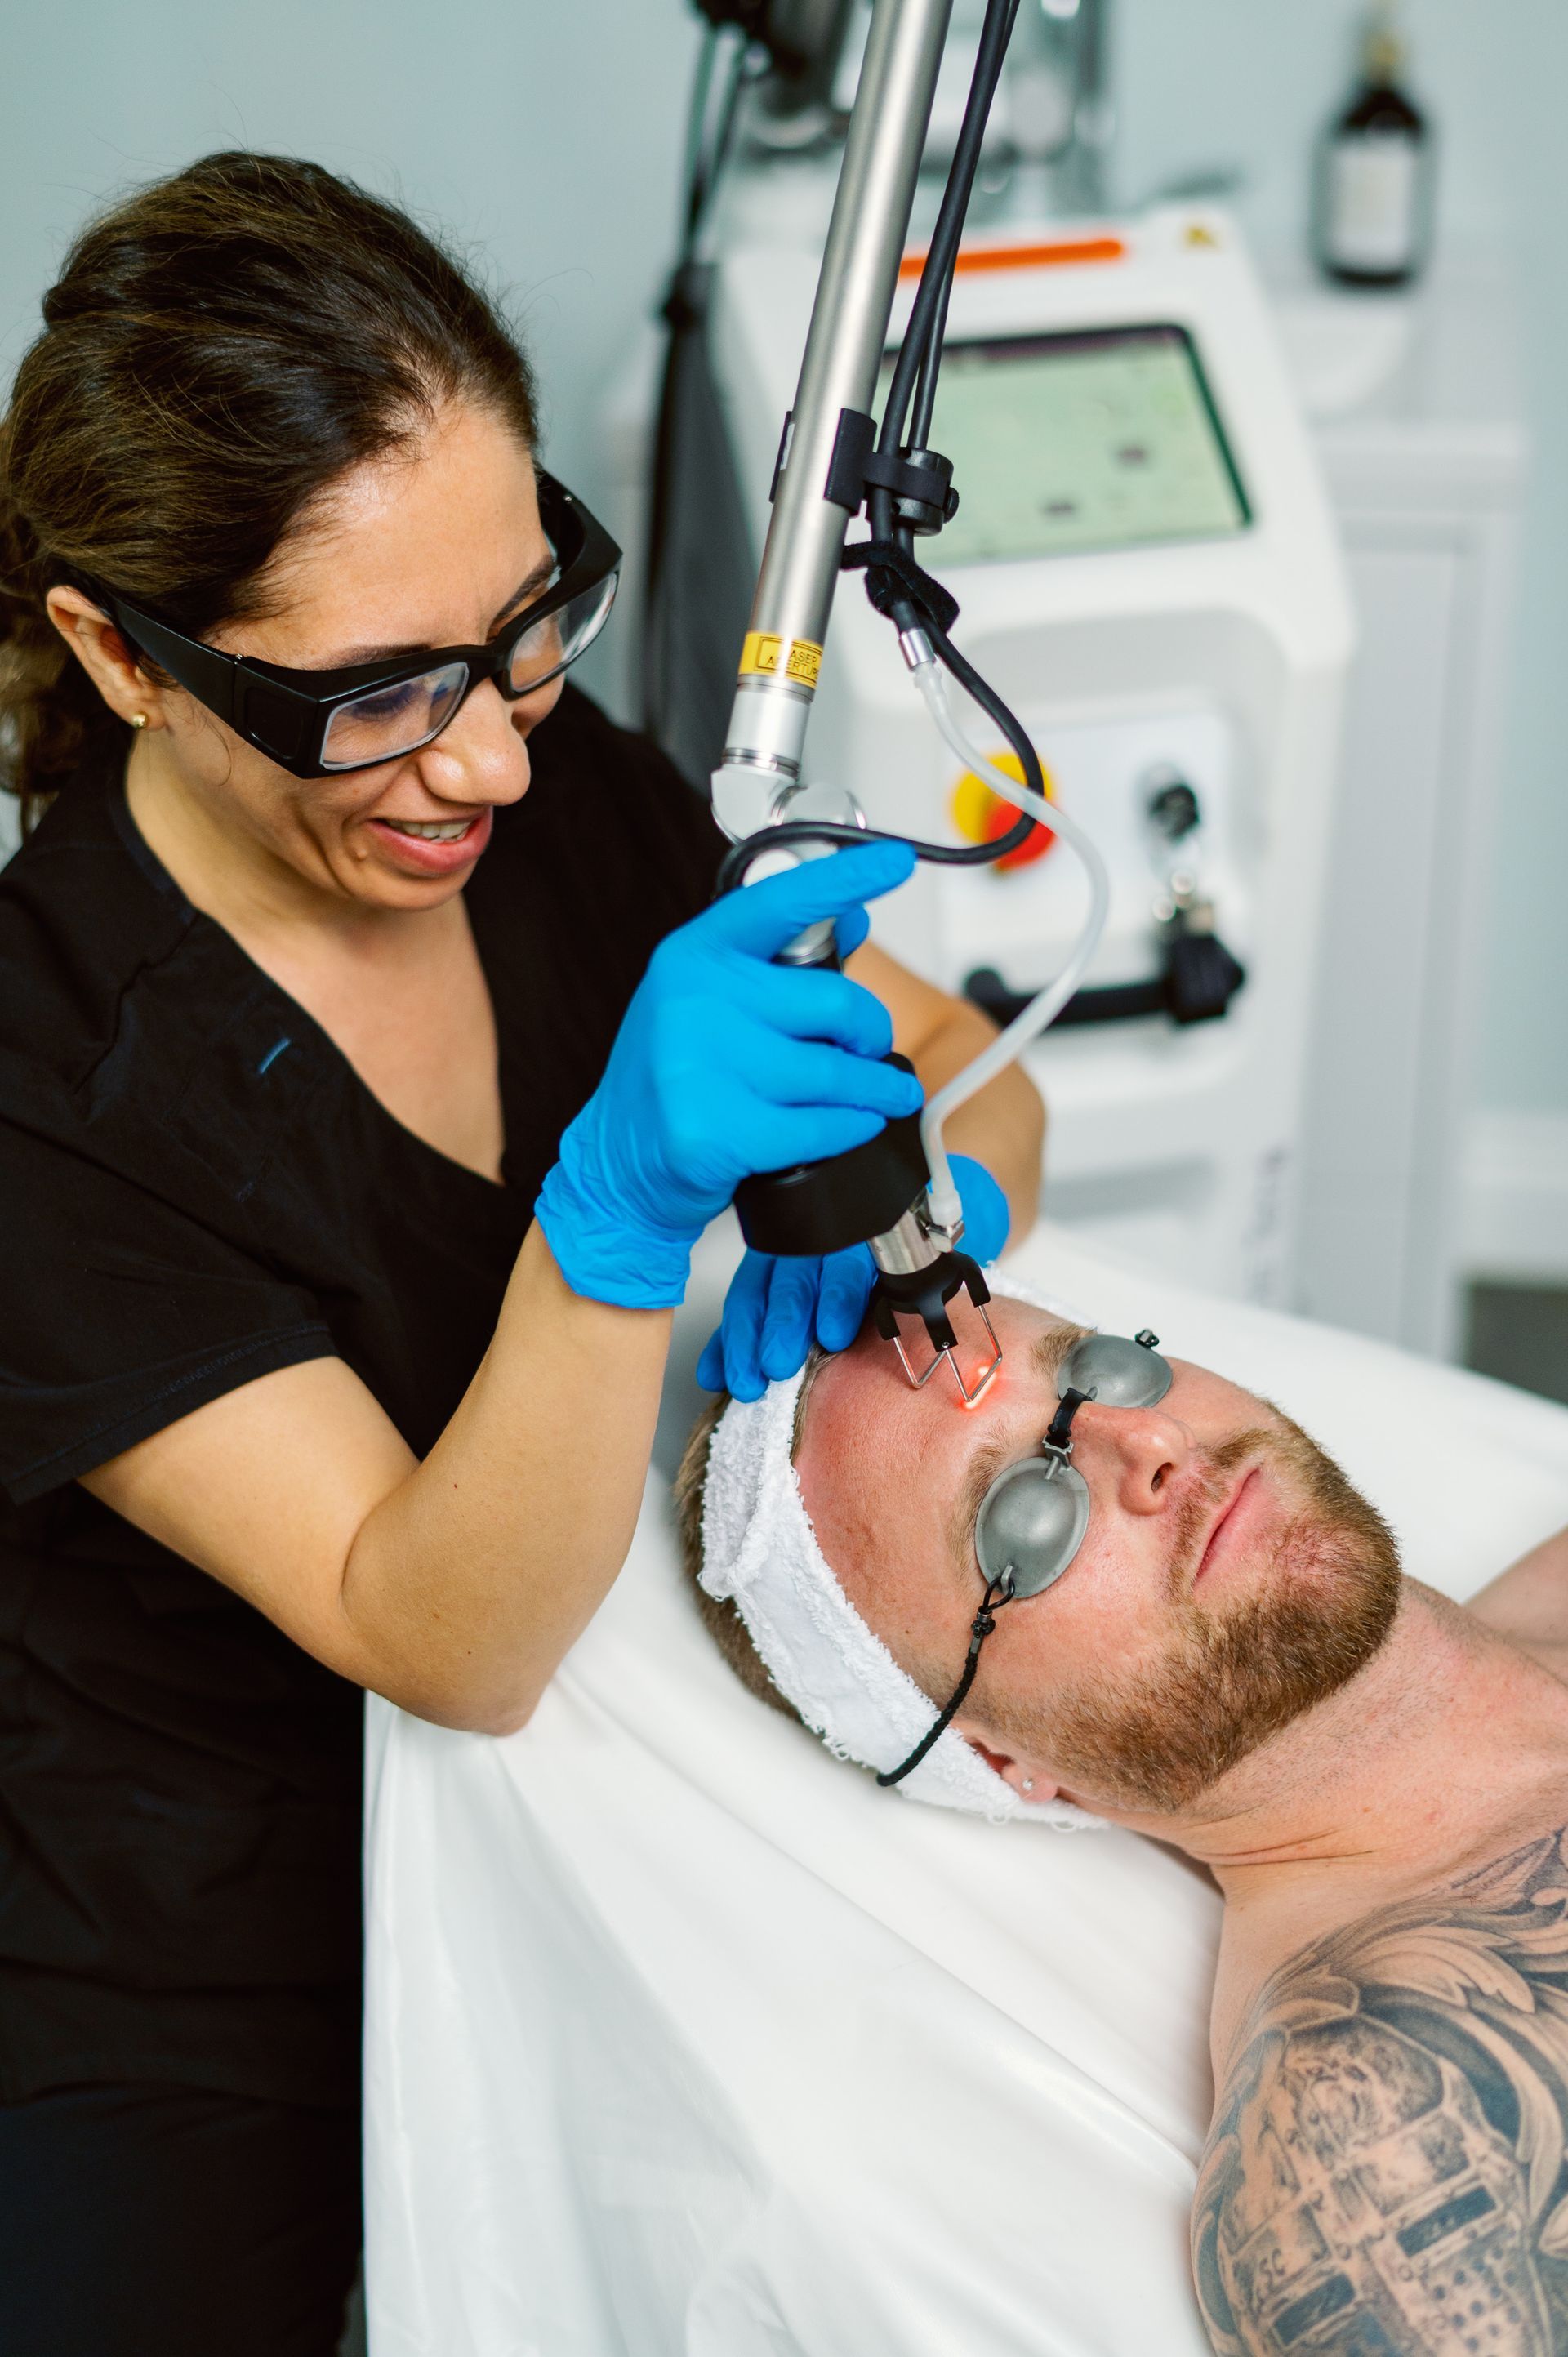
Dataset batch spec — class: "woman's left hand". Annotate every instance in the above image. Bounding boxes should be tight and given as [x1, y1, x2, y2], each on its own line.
[697, 1154, 1011, 1401]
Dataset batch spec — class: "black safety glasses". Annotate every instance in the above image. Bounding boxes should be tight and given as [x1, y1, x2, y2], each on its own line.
[68, 472, 621, 780]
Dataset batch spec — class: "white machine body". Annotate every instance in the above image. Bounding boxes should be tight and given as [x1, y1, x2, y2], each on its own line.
[709, 204, 1352, 1301]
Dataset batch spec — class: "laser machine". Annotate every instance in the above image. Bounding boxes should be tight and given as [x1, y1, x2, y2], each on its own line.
[639, 0, 1353, 1314]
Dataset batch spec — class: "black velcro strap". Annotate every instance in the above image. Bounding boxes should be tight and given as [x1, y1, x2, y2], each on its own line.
[840, 538, 960, 635]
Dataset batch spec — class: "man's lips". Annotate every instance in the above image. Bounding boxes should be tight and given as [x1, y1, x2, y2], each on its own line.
[366, 808, 493, 874]
[1192, 1465, 1261, 1588]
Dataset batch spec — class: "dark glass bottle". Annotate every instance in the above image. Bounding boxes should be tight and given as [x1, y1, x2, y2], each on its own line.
[1315, 16, 1432, 289]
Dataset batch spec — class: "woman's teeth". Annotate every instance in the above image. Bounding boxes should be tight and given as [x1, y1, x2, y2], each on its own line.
[383, 818, 472, 841]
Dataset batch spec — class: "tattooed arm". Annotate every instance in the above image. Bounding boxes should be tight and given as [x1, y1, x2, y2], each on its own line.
[1193, 1830, 1568, 2356]
[1469, 1529, 1568, 1680]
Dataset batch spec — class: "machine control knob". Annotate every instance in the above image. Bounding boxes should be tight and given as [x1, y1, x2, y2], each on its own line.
[1146, 772, 1201, 843]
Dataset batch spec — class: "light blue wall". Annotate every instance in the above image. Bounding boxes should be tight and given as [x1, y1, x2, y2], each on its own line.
[2, 0, 1562, 1111]
[0, 0, 704, 506]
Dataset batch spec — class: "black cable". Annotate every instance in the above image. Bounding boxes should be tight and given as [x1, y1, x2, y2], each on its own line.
[684, 27, 755, 260]
[878, 0, 1018, 475]
[911, 266, 954, 452]
[907, 0, 1022, 453]
[680, 27, 722, 247]
[715, 625, 1042, 890]
[870, 0, 1022, 627]
[647, 24, 758, 733]
[924, 616, 1046, 809]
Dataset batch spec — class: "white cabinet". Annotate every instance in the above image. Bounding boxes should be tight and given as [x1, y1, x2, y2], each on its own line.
[1269, 257, 1527, 1357]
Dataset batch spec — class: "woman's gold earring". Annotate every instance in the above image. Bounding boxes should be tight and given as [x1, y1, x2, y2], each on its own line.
[130, 712, 148, 731]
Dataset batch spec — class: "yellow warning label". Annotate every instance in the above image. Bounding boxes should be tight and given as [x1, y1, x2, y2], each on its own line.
[738, 631, 823, 689]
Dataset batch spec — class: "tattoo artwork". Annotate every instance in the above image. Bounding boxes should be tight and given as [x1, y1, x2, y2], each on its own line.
[1194, 1830, 1568, 2355]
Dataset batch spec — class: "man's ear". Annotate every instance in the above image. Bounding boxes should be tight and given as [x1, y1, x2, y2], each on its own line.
[44, 586, 172, 732]
[957, 1726, 1061, 1803]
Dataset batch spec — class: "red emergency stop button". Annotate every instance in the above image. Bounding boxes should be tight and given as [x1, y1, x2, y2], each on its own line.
[950, 752, 1055, 871]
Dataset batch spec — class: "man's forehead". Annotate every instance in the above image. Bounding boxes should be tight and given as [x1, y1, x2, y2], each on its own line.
[804, 1303, 1081, 1436]
[795, 1305, 1085, 1543]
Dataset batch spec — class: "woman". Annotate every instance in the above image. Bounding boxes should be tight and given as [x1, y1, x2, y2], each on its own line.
[0, 153, 1042, 2354]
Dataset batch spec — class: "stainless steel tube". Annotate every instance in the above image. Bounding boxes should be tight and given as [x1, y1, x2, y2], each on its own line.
[870, 1205, 951, 1277]
[715, 0, 954, 800]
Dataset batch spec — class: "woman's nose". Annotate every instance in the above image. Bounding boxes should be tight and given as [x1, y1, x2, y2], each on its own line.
[1079, 1405, 1196, 1516]
[413, 678, 533, 808]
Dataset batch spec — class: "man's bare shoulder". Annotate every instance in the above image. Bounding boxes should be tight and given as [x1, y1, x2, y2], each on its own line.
[1468, 1527, 1568, 1684]
[1194, 1827, 1568, 2355]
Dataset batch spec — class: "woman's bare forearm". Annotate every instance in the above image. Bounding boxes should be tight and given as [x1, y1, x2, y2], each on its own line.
[913, 1000, 1045, 1244]
[340, 1223, 672, 1731]
[844, 943, 1045, 1244]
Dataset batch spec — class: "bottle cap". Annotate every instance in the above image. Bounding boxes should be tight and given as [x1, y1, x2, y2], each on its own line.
[1364, 8, 1405, 78]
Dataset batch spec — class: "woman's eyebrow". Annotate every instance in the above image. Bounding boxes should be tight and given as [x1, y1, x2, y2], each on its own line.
[488, 552, 556, 630]
[318, 555, 558, 666]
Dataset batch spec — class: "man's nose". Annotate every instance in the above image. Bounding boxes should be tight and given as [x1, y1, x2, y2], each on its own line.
[412, 677, 536, 809]
[1076, 1403, 1196, 1516]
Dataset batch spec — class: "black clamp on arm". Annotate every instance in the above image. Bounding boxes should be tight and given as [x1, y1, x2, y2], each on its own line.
[766, 405, 963, 634]
[823, 409, 960, 537]
[871, 1249, 991, 1363]
[840, 536, 960, 635]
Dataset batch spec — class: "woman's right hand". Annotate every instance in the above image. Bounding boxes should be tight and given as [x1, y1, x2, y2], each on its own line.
[535, 840, 922, 1309]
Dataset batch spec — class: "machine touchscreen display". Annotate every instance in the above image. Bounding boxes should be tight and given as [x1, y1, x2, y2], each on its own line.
[879, 323, 1251, 565]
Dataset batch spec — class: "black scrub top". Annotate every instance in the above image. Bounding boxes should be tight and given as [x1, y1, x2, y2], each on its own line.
[0, 684, 724, 2107]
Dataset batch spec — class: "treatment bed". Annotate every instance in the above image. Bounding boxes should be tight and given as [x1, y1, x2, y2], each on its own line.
[363, 1220, 1568, 2355]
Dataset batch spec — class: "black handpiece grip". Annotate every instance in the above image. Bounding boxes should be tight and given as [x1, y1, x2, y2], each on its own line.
[733, 1055, 929, 1259]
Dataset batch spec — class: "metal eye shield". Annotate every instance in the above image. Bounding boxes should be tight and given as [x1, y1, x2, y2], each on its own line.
[877, 1329, 1173, 1789]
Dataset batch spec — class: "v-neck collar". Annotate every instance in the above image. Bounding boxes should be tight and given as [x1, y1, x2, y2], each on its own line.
[103, 751, 517, 1203]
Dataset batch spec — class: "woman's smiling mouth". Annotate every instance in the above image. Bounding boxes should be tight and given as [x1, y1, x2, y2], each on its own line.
[367, 809, 493, 872]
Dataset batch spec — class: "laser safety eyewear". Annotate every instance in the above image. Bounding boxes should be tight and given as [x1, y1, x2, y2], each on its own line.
[879, 1330, 1174, 1789]
[69, 472, 621, 781]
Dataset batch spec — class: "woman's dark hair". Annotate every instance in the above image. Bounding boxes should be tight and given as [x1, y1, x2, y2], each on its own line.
[0, 151, 541, 827]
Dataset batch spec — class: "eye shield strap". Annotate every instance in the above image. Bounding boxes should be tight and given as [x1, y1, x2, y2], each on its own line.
[875, 1378, 1097, 1791]
[876, 1330, 1172, 1791]
[875, 1575, 1012, 1788]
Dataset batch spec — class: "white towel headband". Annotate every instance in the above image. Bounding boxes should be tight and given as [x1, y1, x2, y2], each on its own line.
[698, 1272, 1104, 1829]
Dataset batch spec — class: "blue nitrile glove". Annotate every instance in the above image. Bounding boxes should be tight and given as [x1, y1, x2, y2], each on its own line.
[697, 1152, 1012, 1401]
[535, 841, 920, 1309]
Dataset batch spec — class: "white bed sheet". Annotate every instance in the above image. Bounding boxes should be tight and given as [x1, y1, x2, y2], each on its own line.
[363, 1222, 1568, 2356]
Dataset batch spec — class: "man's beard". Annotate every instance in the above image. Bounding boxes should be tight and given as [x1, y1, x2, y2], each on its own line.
[974, 1416, 1402, 1815]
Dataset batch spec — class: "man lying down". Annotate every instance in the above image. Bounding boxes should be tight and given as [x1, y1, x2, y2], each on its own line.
[675, 1274, 1568, 2357]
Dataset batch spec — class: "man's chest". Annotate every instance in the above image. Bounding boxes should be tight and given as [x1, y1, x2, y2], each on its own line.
[1196, 1826, 1568, 2355]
